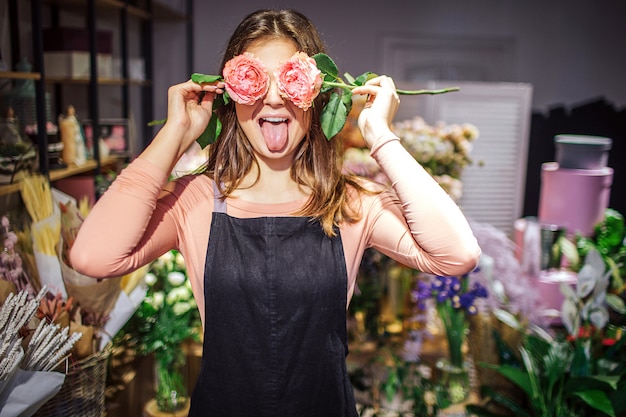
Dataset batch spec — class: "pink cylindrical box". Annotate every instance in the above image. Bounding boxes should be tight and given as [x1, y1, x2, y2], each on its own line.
[538, 162, 613, 237]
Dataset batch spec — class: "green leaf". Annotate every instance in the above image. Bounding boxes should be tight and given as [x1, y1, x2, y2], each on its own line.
[196, 113, 221, 149]
[493, 308, 522, 331]
[191, 73, 223, 84]
[572, 390, 616, 417]
[313, 53, 338, 79]
[566, 375, 621, 392]
[148, 118, 166, 126]
[464, 405, 502, 417]
[482, 363, 534, 397]
[354, 71, 377, 86]
[320, 91, 349, 140]
[343, 72, 356, 85]
[478, 385, 532, 417]
[607, 293, 626, 314]
[195, 94, 225, 149]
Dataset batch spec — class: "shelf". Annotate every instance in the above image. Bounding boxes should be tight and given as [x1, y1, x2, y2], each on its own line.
[42, 0, 151, 19]
[152, 1, 188, 21]
[45, 76, 151, 87]
[0, 156, 121, 197]
[0, 71, 41, 80]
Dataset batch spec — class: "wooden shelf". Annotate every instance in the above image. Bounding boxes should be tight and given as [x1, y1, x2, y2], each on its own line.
[42, 0, 151, 19]
[0, 156, 121, 197]
[0, 71, 41, 80]
[45, 76, 150, 86]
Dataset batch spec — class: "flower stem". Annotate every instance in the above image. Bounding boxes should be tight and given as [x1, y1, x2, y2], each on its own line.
[396, 87, 460, 95]
[323, 81, 459, 96]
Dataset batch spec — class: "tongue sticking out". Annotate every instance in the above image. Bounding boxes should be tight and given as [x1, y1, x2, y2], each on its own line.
[261, 120, 289, 151]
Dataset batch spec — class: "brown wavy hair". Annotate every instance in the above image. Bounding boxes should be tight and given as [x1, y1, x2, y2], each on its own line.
[205, 9, 369, 236]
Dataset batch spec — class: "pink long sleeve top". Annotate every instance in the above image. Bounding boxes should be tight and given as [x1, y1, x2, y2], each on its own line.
[70, 138, 481, 325]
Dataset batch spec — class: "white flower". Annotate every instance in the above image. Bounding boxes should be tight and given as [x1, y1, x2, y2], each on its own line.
[166, 286, 191, 305]
[151, 291, 165, 309]
[417, 364, 432, 380]
[175, 253, 186, 271]
[172, 301, 191, 316]
[144, 272, 158, 286]
[167, 271, 186, 286]
[161, 251, 175, 263]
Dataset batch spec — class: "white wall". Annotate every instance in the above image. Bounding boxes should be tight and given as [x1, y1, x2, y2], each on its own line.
[152, 0, 626, 121]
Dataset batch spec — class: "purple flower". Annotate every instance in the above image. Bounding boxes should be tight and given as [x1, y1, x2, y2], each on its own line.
[471, 282, 489, 298]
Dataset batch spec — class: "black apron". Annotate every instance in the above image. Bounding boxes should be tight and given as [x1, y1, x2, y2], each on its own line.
[187, 187, 358, 417]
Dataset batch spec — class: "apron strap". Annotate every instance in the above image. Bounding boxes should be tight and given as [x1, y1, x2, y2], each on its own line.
[213, 181, 227, 214]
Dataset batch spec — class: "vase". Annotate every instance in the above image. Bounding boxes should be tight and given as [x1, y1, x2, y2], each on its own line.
[437, 304, 471, 404]
[154, 348, 188, 412]
[435, 357, 470, 404]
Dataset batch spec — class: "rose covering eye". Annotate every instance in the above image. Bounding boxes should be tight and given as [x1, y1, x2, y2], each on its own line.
[222, 52, 269, 105]
[275, 52, 323, 111]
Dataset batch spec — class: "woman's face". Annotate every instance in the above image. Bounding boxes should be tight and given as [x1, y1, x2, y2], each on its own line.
[235, 38, 309, 167]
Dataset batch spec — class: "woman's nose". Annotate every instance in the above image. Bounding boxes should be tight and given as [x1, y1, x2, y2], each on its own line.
[263, 78, 285, 106]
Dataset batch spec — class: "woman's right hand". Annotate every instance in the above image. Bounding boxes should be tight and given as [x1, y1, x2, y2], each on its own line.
[141, 80, 224, 170]
[164, 79, 225, 150]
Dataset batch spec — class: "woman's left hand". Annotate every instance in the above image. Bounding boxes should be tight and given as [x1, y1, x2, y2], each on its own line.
[352, 75, 400, 149]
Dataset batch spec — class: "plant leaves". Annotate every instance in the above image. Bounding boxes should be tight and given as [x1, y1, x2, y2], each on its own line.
[354, 71, 377, 86]
[607, 293, 626, 314]
[565, 375, 621, 392]
[320, 91, 349, 140]
[196, 114, 221, 149]
[313, 53, 338, 79]
[190, 73, 223, 84]
[482, 363, 534, 397]
[572, 390, 616, 417]
[493, 308, 522, 331]
[148, 118, 166, 126]
[478, 385, 532, 417]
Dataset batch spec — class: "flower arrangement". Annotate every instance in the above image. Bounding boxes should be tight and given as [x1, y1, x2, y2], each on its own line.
[161, 52, 458, 148]
[0, 287, 83, 415]
[342, 117, 478, 201]
[377, 350, 450, 416]
[393, 117, 478, 200]
[467, 309, 624, 417]
[117, 250, 201, 412]
[413, 274, 489, 368]
[410, 272, 488, 403]
[465, 213, 626, 417]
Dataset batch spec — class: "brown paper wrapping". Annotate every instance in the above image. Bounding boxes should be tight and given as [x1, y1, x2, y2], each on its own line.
[0, 279, 17, 304]
[64, 278, 122, 319]
[70, 321, 95, 359]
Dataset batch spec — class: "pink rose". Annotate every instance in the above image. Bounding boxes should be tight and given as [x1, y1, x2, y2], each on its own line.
[222, 52, 269, 105]
[275, 52, 323, 111]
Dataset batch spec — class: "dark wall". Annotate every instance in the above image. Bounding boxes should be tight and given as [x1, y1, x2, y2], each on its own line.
[524, 98, 626, 219]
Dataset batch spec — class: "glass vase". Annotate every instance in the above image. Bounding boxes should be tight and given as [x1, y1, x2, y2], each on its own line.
[154, 348, 188, 412]
[436, 357, 470, 404]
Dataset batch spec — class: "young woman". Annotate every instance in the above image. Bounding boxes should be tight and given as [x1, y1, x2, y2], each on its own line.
[71, 9, 480, 416]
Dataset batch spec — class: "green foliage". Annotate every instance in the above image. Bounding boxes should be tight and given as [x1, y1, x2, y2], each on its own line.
[469, 318, 622, 417]
[576, 208, 626, 292]
[377, 352, 450, 416]
[116, 250, 201, 364]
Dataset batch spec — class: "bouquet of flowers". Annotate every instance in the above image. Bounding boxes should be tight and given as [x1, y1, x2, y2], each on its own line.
[117, 250, 201, 412]
[0, 287, 82, 417]
[342, 116, 478, 201]
[411, 272, 488, 403]
[392, 117, 478, 201]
